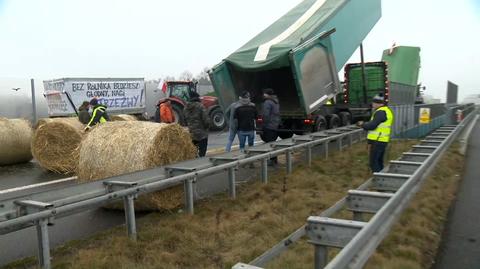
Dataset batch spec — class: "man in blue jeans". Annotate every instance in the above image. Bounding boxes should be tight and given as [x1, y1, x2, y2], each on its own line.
[234, 91, 257, 152]
[224, 96, 241, 152]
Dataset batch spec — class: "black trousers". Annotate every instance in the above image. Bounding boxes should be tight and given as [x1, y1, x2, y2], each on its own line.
[369, 141, 388, 172]
[193, 138, 208, 157]
[262, 128, 278, 162]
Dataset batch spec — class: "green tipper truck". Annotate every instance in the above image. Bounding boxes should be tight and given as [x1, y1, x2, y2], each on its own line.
[209, 0, 382, 139]
[343, 46, 422, 108]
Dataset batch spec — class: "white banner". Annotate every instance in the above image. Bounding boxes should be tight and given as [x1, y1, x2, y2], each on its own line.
[44, 78, 146, 116]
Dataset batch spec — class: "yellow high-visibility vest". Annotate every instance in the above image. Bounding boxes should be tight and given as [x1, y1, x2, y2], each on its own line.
[88, 106, 107, 126]
[367, 106, 394, 142]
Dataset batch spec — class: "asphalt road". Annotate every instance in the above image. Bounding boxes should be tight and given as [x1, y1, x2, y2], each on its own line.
[433, 121, 480, 269]
[0, 131, 262, 191]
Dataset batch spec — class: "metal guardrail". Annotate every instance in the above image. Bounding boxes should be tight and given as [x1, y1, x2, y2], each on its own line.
[0, 125, 366, 269]
[233, 105, 476, 269]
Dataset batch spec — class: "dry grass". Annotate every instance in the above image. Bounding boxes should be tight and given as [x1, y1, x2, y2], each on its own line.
[31, 117, 84, 174]
[8, 139, 462, 269]
[0, 117, 32, 165]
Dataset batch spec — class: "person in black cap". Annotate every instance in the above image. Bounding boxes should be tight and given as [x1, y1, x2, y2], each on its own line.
[85, 98, 110, 130]
[184, 91, 210, 157]
[261, 88, 280, 165]
[357, 93, 394, 172]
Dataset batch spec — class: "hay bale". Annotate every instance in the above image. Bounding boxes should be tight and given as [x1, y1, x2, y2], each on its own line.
[77, 121, 196, 210]
[110, 114, 138, 121]
[0, 117, 33, 165]
[31, 117, 84, 174]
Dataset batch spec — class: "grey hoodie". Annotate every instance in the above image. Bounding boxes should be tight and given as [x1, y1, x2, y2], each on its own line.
[262, 95, 280, 130]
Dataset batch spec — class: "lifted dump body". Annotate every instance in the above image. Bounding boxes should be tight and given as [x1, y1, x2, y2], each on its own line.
[210, 0, 381, 131]
[343, 46, 422, 107]
[44, 78, 146, 117]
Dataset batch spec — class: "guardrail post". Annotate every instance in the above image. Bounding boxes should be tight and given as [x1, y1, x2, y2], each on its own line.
[184, 177, 195, 214]
[36, 218, 51, 269]
[337, 137, 343, 151]
[306, 146, 312, 167]
[314, 245, 328, 269]
[286, 150, 293, 174]
[353, 212, 363, 222]
[261, 159, 268, 184]
[323, 142, 329, 159]
[123, 195, 137, 241]
[228, 167, 236, 199]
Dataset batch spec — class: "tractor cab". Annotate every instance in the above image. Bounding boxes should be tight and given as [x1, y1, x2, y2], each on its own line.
[158, 80, 226, 131]
[165, 81, 197, 104]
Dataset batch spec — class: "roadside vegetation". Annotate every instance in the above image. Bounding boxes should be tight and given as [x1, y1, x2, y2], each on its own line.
[4, 140, 464, 269]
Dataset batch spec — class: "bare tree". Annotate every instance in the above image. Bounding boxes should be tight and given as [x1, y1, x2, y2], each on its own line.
[178, 71, 193, 81]
[196, 66, 211, 85]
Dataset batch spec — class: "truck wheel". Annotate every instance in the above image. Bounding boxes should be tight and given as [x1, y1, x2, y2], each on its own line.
[209, 107, 226, 131]
[313, 115, 327, 132]
[328, 114, 341, 129]
[278, 131, 294, 139]
[172, 105, 185, 126]
[339, 112, 352, 126]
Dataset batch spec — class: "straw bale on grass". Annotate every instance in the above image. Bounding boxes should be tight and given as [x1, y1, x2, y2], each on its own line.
[31, 117, 84, 173]
[0, 117, 33, 165]
[77, 121, 196, 210]
[110, 114, 138, 121]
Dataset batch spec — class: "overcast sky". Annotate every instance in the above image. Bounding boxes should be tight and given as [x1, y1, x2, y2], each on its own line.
[0, 0, 478, 100]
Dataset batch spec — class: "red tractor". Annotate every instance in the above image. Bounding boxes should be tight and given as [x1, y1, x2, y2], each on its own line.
[158, 81, 226, 131]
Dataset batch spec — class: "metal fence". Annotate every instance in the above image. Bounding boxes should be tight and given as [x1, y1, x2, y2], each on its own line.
[234, 104, 476, 269]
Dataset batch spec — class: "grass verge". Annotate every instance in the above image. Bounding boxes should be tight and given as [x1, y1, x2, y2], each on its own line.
[5, 140, 463, 269]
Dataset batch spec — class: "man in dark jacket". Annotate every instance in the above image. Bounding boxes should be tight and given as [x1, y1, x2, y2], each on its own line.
[358, 94, 394, 172]
[78, 101, 90, 124]
[184, 92, 210, 157]
[85, 98, 110, 130]
[234, 91, 257, 152]
[261, 88, 281, 165]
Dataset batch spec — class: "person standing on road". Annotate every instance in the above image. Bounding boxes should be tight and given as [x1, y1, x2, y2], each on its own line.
[85, 98, 110, 130]
[234, 91, 257, 152]
[78, 101, 91, 124]
[357, 93, 394, 172]
[224, 96, 241, 152]
[261, 88, 281, 165]
[184, 91, 210, 157]
[155, 98, 176, 123]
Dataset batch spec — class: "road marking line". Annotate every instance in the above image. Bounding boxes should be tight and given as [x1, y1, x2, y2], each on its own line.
[0, 176, 77, 195]
[254, 0, 327, 62]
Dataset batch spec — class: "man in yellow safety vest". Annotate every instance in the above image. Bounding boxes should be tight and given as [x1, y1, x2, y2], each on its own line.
[85, 98, 110, 130]
[358, 94, 394, 172]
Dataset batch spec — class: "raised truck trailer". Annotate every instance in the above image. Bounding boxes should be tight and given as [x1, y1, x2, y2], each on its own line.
[342, 45, 423, 118]
[43, 77, 146, 117]
[210, 0, 382, 139]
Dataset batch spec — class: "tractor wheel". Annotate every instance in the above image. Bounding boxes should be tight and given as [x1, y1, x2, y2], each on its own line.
[209, 107, 226, 131]
[172, 105, 185, 126]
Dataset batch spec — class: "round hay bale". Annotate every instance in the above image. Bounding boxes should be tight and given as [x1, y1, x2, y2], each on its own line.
[31, 117, 84, 174]
[77, 121, 196, 211]
[110, 114, 138, 121]
[0, 117, 33, 165]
